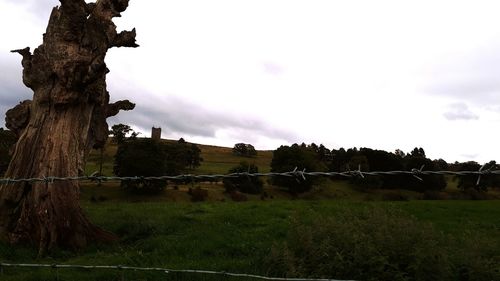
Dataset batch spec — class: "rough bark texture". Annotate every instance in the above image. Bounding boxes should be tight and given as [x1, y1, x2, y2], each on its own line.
[0, 0, 137, 254]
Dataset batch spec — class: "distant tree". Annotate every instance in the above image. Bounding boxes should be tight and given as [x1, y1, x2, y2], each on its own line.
[309, 143, 319, 153]
[433, 159, 449, 171]
[233, 143, 257, 157]
[454, 161, 481, 191]
[329, 148, 349, 172]
[247, 144, 257, 157]
[394, 149, 406, 158]
[328, 146, 445, 192]
[223, 162, 263, 194]
[317, 144, 331, 162]
[403, 153, 446, 192]
[454, 161, 499, 192]
[114, 139, 169, 193]
[188, 143, 203, 169]
[483, 161, 500, 189]
[233, 143, 247, 156]
[114, 139, 197, 193]
[357, 148, 405, 188]
[346, 153, 378, 188]
[176, 138, 203, 170]
[129, 131, 141, 140]
[270, 144, 326, 194]
[348, 154, 370, 171]
[410, 147, 426, 158]
[109, 123, 134, 144]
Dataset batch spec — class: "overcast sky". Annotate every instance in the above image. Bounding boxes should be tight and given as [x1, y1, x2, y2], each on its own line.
[1, 0, 500, 164]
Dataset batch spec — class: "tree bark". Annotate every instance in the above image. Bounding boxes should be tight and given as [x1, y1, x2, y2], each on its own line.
[0, 0, 138, 254]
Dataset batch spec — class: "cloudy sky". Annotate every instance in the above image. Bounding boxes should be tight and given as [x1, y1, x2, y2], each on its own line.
[1, 0, 500, 164]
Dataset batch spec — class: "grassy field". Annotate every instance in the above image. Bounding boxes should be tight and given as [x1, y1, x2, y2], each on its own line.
[1, 200, 499, 280]
[2, 139, 500, 280]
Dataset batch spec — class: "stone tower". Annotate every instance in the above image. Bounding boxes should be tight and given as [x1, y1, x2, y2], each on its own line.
[151, 127, 161, 140]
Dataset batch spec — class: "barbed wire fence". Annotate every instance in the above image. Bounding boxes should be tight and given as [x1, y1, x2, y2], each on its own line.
[0, 262, 355, 281]
[1, 166, 499, 280]
[1, 166, 499, 186]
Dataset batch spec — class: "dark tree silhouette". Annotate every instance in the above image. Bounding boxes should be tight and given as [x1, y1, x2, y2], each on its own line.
[0, 0, 137, 254]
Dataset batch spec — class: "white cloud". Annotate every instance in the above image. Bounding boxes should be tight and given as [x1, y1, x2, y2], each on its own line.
[443, 103, 479, 121]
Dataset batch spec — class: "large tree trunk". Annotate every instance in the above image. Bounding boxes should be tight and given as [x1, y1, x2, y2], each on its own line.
[0, 0, 138, 254]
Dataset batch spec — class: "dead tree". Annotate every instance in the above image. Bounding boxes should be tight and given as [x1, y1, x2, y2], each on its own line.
[0, 0, 138, 254]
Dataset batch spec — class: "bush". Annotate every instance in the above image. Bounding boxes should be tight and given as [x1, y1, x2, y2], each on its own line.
[188, 187, 208, 202]
[223, 162, 263, 194]
[462, 189, 492, 200]
[229, 191, 248, 202]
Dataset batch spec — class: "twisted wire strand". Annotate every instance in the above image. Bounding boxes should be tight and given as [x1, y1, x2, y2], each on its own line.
[0, 262, 354, 281]
[0, 169, 499, 185]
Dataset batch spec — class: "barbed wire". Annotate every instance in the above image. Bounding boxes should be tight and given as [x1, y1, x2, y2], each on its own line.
[0, 167, 499, 185]
[0, 262, 354, 281]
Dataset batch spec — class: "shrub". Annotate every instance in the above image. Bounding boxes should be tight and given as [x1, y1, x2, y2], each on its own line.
[267, 207, 451, 281]
[462, 189, 491, 200]
[229, 191, 248, 202]
[188, 187, 208, 202]
[223, 162, 263, 194]
[267, 207, 500, 281]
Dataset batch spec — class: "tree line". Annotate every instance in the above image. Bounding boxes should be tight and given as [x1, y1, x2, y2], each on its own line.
[269, 142, 500, 195]
[1, 126, 498, 196]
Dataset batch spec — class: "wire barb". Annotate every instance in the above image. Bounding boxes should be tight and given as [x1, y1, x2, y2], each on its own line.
[411, 165, 425, 182]
[475, 163, 494, 186]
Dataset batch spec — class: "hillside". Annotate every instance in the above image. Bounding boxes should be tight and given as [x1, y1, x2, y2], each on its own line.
[84, 139, 273, 176]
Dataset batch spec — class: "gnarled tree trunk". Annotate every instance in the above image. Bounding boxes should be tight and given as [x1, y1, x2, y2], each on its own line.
[0, 0, 138, 254]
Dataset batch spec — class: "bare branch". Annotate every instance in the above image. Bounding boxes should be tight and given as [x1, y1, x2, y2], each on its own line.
[10, 47, 32, 69]
[105, 100, 135, 117]
[112, 28, 139, 48]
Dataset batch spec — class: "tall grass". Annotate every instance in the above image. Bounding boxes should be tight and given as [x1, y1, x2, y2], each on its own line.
[267, 206, 500, 281]
[1, 201, 499, 280]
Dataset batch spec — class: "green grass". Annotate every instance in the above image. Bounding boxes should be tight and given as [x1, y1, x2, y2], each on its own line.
[195, 144, 273, 174]
[1, 200, 499, 280]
